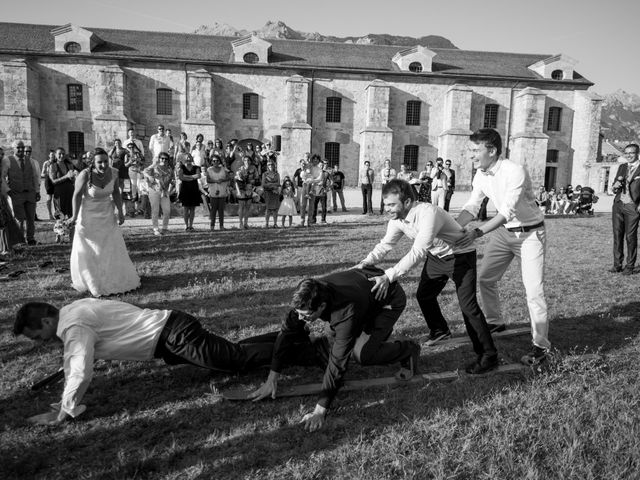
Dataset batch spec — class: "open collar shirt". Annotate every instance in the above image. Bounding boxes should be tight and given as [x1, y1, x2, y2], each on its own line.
[362, 203, 471, 282]
[462, 159, 543, 228]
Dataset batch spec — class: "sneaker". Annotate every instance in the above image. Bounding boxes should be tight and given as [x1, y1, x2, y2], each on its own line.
[465, 354, 499, 374]
[398, 341, 421, 379]
[488, 324, 506, 333]
[153, 229, 161, 236]
[520, 345, 548, 366]
[425, 330, 452, 346]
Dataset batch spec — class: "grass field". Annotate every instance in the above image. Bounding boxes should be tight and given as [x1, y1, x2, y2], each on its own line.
[1, 213, 639, 479]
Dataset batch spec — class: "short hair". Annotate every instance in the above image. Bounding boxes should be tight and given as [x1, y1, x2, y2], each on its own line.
[12, 139, 24, 149]
[157, 124, 165, 129]
[436, 157, 443, 163]
[93, 147, 108, 158]
[364, 161, 371, 166]
[14, 302, 58, 335]
[184, 153, 193, 162]
[470, 128, 502, 156]
[624, 143, 640, 154]
[382, 178, 416, 202]
[196, 134, 204, 142]
[158, 152, 170, 160]
[291, 279, 329, 311]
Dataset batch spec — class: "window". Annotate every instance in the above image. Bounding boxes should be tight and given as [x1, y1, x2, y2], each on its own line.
[544, 167, 557, 190]
[64, 42, 81, 53]
[68, 131, 85, 159]
[547, 107, 562, 131]
[551, 69, 564, 80]
[156, 88, 172, 115]
[326, 97, 342, 123]
[483, 104, 499, 129]
[546, 149, 559, 163]
[243, 93, 259, 119]
[67, 84, 83, 111]
[406, 101, 421, 126]
[243, 52, 259, 64]
[408, 62, 423, 73]
[403, 145, 419, 171]
[325, 142, 340, 168]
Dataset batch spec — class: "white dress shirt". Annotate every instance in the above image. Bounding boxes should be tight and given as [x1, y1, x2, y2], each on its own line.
[148, 134, 171, 159]
[56, 299, 170, 417]
[462, 159, 543, 228]
[362, 203, 472, 282]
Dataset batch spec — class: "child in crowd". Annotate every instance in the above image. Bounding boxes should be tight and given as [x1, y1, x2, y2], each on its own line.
[278, 177, 297, 227]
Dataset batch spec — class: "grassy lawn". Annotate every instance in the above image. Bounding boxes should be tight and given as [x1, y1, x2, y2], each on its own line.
[1, 213, 639, 479]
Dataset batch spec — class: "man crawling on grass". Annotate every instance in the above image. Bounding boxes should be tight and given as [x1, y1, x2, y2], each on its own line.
[250, 266, 421, 432]
[14, 298, 327, 425]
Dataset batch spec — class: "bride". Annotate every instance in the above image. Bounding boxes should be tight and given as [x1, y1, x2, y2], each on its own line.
[68, 147, 140, 296]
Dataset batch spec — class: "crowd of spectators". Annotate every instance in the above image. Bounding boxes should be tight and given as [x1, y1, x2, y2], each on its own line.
[534, 184, 598, 215]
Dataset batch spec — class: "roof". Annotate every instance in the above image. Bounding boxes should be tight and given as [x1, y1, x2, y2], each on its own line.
[0, 22, 592, 84]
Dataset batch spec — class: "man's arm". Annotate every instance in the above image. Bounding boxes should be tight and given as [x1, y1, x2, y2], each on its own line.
[355, 220, 404, 268]
[31, 159, 41, 192]
[457, 175, 486, 227]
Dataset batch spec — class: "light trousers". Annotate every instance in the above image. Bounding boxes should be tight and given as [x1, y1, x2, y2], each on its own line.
[478, 226, 549, 349]
[431, 188, 446, 208]
[149, 190, 170, 230]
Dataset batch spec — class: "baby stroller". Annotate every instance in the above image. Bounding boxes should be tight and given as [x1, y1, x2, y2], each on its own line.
[575, 186, 597, 215]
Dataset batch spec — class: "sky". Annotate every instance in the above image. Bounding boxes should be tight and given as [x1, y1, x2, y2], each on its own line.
[3, 0, 639, 95]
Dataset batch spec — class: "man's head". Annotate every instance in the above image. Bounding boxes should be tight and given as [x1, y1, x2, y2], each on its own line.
[55, 147, 65, 161]
[469, 128, 502, 171]
[539, 185, 545, 191]
[333, 164, 339, 172]
[381, 179, 416, 220]
[445, 159, 452, 168]
[157, 124, 165, 136]
[384, 159, 391, 168]
[25, 146, 32, 158]
[436, 157, 443, 166]
[48, 150, 55, 161]
[310, 154, 321, 165]
[400, 164, 407, 172]
[624, 144, 639, 163]
[12, 140, 25, 158]
[127, 128, 135, 138]
[14, 302, 60, 341]
[291, 279, 328, 322]
[364, 161, 370, 169]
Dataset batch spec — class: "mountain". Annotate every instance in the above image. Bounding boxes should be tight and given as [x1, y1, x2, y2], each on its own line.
[194, 20, 457, 49]
[600, 90, 640, 144]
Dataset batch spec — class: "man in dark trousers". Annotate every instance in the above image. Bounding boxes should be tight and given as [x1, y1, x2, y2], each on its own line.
[250, 266, 420, 432]
[15, 299, 325, 425]
[443, 159, 456, 212]
[611, 143, 640, 274]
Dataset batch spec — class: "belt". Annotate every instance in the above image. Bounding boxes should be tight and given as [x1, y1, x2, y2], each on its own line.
[505, 221, 544, 232]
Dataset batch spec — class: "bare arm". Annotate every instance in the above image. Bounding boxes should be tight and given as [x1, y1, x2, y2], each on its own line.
[69, 170, 89, 223]
[111, 168, 125, 225]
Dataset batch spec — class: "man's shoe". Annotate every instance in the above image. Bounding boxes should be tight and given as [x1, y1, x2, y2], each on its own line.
[27, 240, 39, 246]
[398, 341, 421, 379]
[608, 267, 622, 273]
[425, 330, 452, 346]
[520, 345, 548, 366]
[488, 324, 506, 333]
[465, 355, 499, 374]
[622, 267, 635, 275]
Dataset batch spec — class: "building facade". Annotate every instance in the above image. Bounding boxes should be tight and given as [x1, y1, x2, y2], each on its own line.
[0, 22, 602, 190]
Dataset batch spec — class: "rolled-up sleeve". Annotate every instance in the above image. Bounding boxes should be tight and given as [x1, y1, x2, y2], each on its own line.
[60, 326, 97, 418]
[497, 167, 525, 222]
[362, 221, 404, 268]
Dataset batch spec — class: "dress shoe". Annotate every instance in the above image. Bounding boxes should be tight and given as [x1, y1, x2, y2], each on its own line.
[622, 267, 635, 275]
[608, 267, 622, 273]
[465, 355, 499, 374]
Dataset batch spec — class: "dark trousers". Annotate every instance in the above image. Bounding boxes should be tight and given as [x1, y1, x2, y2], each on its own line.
[612, 201, 640, 269]
[355, 284, 414, 366]
[444, 190, 454, 212]
[8, 191, 36, 242]
[312, 195, 327, 223]
[361, 184, 373, 213]
[154, 311, 322, 373]
[209, 197, 225, 228]
[416, 251, 497, 357]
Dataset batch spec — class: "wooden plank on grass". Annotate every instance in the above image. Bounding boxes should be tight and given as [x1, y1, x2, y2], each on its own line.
[222, 364, 527, 400]
[420, 327, 530, 347]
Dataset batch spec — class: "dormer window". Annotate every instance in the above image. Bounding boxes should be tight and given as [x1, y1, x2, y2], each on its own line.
[551, 69, 564, 80]
[392, 46, 436, 73]
[243, 52, 259, 64]
[408, 62, 423, 73]
[64, 42, 81, 53]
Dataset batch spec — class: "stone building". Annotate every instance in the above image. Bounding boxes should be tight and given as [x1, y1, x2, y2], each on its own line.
[0, 22, 602, 190]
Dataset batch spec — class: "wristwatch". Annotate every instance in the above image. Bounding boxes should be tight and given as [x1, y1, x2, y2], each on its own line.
[474, 227, 484, 238]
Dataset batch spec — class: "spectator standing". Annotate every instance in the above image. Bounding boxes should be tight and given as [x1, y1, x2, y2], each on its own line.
[177, 154, 202, 231]
[49, 147, 78, 219]
[534, 186, 550, 214]
[1, 140, 40, 245]
[0, 147, 25, 254]
[205, 154, 229, 231]
[144, 152, 174, 236]
[611, 143, 640, 274]
[235, 156, 259, 229]
[379, 159, 396, 214]
[108, 139, 129, 193]
[174, 132, 190, 166]
[262, 161, 281, 228]
[293, 158, 306, 213]
[311, 161, 331, 225]
[443, 159, 456, 211]
[417, 162, 433, 203]
[124, 128, 145, 160]
[430, 160, 449, 209]
[278, 177, 297, 227]
[148, 125, 171, 162]
[300, 155, 323, 226]
[41, 150, 57, 220]
[330, 164, 347, 212]
[360, 160, 375, 215]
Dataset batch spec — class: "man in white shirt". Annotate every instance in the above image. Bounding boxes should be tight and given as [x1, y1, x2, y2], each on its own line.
[124, 128, 145, 158]
[455, 128, 548, 366]
[148, 124, 171, 162]
[14, 299, 300, 425]
[355, 179, 498, 373]
[430, 158, 449, 209]
[379, 158, 396, 214]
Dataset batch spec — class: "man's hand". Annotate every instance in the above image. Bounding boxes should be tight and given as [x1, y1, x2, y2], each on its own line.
[117, 211, 125, 225]
[455, 229, 478, 249]
[352, 261, 368, 270]
[249, 370, 279, 402]
[370, 274, 390, 301]
[300, 404, 327, 432]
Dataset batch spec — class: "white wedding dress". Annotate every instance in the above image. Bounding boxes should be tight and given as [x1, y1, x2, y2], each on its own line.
[70, 172, 140, 296]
